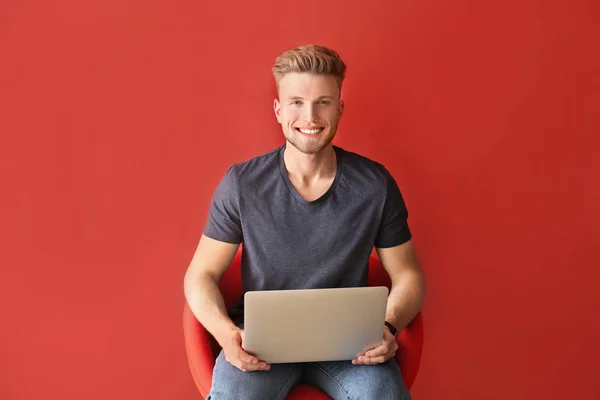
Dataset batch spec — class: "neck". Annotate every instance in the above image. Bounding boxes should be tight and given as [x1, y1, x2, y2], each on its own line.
[283, 142, 337, 184]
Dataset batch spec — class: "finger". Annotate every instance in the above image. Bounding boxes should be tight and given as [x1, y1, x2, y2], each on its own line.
[235, 353, 270, 371]
[354, 347, 396, 365]
[356, 343, 381, 359]
[363, 356, 387, 365]
[225, 350, 261, 370]
[239, 350, 260, 365]
[355, 354, 389, 365]
[237, 349, 270, 370]
[363, 344, 390, 359]
[238, 360, 270, 372]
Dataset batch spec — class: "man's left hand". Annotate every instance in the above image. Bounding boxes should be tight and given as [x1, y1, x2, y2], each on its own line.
[352, 325, 398, 365]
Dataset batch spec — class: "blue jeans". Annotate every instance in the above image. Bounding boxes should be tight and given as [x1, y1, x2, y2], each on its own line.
[207, 349, 411, 400]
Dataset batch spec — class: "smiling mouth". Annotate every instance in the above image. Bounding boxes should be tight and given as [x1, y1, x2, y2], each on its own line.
[295, 127, 324, 135]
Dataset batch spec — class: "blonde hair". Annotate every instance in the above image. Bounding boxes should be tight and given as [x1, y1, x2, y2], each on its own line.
[272, 44, 347, 89]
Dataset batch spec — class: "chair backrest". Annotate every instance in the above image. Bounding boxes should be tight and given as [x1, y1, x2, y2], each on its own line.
[218, 249, 243, 310]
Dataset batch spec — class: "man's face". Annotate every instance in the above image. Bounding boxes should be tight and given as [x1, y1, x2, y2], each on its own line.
[274, 73, 344, 155]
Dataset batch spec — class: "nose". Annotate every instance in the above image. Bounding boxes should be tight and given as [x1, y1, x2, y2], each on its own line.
[303, 104, 318, 122]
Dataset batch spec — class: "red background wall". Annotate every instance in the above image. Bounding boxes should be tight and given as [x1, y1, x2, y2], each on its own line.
[1, 1, 599, 399]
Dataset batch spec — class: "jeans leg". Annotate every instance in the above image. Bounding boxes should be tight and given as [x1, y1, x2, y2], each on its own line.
[207, 350, 303, 400]
[303, 358, 411, 400]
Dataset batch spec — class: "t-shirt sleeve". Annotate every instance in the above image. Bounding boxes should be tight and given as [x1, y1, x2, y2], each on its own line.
[374, 169, 412, 248]
[202, 165, 243, 244]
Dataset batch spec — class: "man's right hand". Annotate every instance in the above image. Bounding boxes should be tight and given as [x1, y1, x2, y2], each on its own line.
[220, 326, 270, 372]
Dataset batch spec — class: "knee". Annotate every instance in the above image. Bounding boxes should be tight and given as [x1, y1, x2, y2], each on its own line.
[209, 352, 301, 400]
[209, 368, 281, 400]
[208, 376, 299, 400]
[346, 364, 411, 400]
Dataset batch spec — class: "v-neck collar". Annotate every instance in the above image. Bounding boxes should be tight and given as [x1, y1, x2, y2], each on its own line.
[278, 144, 344, 205]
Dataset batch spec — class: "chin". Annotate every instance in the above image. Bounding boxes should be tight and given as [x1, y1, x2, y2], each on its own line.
[287, 136, 334, 155]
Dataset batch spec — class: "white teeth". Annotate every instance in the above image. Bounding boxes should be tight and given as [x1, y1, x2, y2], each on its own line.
[298, 128, 322, 135]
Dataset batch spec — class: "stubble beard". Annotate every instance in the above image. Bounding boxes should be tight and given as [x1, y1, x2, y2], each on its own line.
[284, 124, 338, 155]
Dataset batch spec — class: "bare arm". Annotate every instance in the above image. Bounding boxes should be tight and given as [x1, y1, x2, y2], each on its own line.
[183, 234, 270, 371]
[352, 239, 426, 365]
[183, 234, 239, 345]
[377, 239, 426, 332]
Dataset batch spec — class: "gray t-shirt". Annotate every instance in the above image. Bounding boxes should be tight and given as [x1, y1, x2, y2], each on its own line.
[203, 145, 412, 324]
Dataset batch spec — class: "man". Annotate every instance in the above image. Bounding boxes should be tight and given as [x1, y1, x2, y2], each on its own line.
[184, 44, 425, 400]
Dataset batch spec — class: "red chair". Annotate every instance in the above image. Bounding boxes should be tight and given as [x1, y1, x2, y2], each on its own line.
[183, 250, 424, 399]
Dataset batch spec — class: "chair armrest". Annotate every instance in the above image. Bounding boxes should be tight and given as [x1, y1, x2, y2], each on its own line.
[394, 311, 424, 390]
[183, 302, 217, 398]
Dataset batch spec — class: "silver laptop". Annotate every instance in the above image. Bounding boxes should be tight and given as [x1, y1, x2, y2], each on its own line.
[242, 286, 389, 364]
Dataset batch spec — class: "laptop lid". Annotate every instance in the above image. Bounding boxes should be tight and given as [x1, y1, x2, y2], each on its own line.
[242, 286, 389, 364]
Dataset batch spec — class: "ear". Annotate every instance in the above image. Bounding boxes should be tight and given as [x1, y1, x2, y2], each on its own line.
[338, 99, 345, 119]
[273, 99, 282, 123]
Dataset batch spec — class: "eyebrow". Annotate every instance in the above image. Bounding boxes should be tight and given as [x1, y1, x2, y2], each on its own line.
[287, 95, 335, 100]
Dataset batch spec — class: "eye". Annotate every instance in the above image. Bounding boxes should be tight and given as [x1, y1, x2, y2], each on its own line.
[318, 100, 331, 105]
[291, 100, 303, 105]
